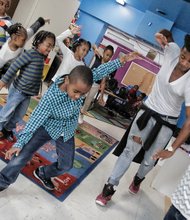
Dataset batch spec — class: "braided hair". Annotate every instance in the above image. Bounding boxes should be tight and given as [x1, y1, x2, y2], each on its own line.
[72, 38, 91, 52]
[32, 30, 56, 48]
[7, 23, 27, 37]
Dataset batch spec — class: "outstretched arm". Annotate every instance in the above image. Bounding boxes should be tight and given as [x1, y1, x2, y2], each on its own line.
[13, 96, 52, 150]
[155, 32, 169, 49]
[27, 17, 47, 40]
[92, 52, 140, 82]
[56, 25, 80, 56]
[0, 50, 32, 88]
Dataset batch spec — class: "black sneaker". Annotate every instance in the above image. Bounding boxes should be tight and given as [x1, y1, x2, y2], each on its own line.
[33, 167, 55, 191]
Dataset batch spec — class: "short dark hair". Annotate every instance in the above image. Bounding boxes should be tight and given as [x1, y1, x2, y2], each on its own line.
[104, 45, 114, 54]
[184, 34, 190, 52]
[159, 29, 174, 43]
[68, 65, 93, 87]
[32, 30, 56, 48]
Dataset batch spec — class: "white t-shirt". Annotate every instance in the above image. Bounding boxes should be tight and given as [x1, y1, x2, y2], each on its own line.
[0, 39, 23, 68]
[145, 42, 190, 117]
[0, 27, 35, 68]
[171, 164, 190, 219]
[52, 29, 84, 82]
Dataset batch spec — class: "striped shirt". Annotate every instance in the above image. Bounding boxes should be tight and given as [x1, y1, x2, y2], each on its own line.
[14, 59, 122, 148]
[1, 49, 45, 96]
[172, 165, 190, 219]
[0, 15, 13, 48]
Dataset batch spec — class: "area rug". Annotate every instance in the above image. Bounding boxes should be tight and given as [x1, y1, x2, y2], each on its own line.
[0, 96, 118, 202]
[86, 103, 131, 129]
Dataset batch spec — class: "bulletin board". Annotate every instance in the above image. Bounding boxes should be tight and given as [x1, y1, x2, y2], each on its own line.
[112, 47, 160, 95]
[121, 62, 156, 95]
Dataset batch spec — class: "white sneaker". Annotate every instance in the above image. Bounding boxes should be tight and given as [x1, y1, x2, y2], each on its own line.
[78, 113, 84, 124]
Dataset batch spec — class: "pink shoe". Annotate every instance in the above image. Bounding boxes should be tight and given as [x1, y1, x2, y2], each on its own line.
[128, 179, 140, 194]
[95, 184, 115, 206]
[95, 193, 112, 206]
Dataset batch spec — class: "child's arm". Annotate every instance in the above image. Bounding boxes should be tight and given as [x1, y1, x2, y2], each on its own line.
[56, 25, 80, 56]
[26, 17, 47, 40]
[92, 52, 140, 82]
[5, 96, 52, 159]
[155, 32, 169, 49]
[92, 44, 101, 58]
[0, 50, 32, 89]
[14, 96, 52, 149]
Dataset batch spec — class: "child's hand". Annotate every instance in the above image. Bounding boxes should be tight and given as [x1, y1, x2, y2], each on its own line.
[92, 45, 101, 58]
[69, 23, 81, 35]
[44, 19, 50, 24]
[155, 33, 168, 48]
[5, 147, 21, 160]
[119, 52, 141, 65]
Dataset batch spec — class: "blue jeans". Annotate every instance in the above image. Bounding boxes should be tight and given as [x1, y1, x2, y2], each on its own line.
[0, 84, 31, 131]
[108, 109, 177, 186]
[164, 205, 187, 220]
[0, 126, 75, 188]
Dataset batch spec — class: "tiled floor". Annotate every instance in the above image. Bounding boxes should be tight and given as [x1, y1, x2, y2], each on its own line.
[0, 114, 166, 220]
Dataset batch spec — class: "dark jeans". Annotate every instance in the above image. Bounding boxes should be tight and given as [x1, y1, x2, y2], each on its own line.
[0, 126, 75, 188]
[164, 205, 187, 220]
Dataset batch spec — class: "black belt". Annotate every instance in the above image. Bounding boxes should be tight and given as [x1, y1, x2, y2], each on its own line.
[141, 104, 178, 120]
[157, 113, 178, 120]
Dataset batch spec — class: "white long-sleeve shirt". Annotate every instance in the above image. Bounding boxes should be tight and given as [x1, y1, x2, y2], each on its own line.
[52, 29, 84, 82]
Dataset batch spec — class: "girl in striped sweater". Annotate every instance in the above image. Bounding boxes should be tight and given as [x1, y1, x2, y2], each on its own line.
[0, 30, 56, 141]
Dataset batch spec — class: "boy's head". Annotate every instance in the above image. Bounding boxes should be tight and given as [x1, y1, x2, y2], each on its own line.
[64, 65, 93, 100]
[63, 37, 71, 48]
[32, 30, 56, 57]
[0, 0, 11, 16]
[102, 45, 114, 63]
[133, 85, 139, 91]
[179, 34, 190, 72]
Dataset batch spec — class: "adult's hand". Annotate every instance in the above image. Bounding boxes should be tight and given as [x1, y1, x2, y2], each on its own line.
[153, 149, 174, 161]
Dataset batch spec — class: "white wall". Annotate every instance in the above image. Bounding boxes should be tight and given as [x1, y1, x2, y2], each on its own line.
[13, 0, 80, 48]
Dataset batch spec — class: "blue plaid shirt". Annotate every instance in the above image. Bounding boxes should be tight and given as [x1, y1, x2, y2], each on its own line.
[14, 59, 122, 148]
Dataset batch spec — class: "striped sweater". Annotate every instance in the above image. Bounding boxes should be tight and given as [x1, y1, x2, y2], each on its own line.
[1, 49, 45, 96]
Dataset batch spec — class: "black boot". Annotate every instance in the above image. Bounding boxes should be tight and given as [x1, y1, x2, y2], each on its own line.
[133, 174, 145, 186]
[129, 174, 145, 194]
[95, 183, 116, 206]
[102, 183, 116, 197]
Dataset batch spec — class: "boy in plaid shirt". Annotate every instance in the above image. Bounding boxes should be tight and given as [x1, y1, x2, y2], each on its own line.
[0, 52, 138, 191]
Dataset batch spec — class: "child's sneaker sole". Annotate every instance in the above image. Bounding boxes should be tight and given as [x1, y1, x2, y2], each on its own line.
[33, 169, 55, 191]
